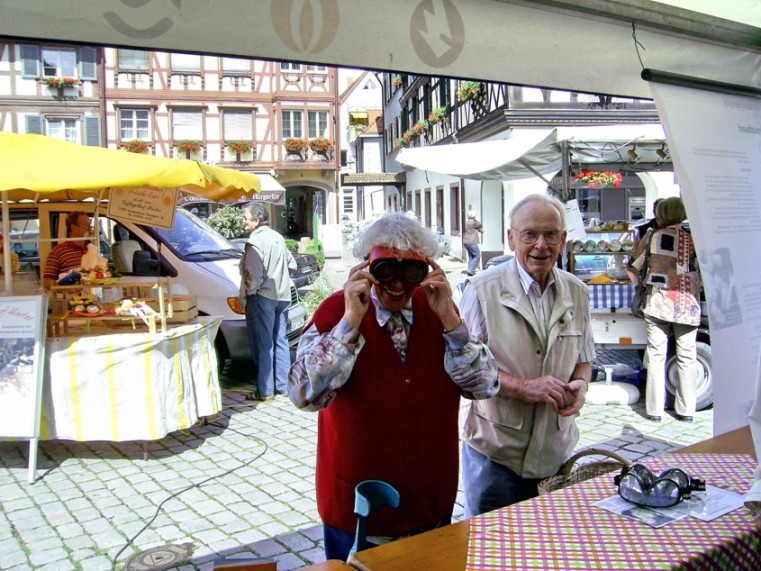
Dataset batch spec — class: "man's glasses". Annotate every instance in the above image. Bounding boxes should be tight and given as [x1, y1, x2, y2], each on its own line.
[513, 229, 564, 245]
[370, 259, 429, 284]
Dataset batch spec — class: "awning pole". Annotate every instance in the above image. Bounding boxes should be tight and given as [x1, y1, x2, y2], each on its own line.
[642, 69, 761, 99]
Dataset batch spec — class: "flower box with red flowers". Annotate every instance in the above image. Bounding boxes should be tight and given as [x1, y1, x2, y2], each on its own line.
[43, 76, 81, 89]
[227, 140, 253, 155]
[175, 139, 202, 153]
[308, 137, 334, 155]
[122, 140, 151, 154]
[284, 138, 309, 155]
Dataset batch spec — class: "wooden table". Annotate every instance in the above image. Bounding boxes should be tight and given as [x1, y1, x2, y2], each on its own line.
[349, 426, 757, 571]
[301, 561, 355, 570]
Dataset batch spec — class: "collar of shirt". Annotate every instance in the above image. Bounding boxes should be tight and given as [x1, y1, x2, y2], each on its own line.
[515, 261, 556, 295]
[370, 287, 413, 328]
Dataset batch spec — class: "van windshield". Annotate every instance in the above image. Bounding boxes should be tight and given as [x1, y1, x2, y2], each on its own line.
[153, 209, 242, 261]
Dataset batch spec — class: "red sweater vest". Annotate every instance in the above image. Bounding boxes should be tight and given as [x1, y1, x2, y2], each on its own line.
[313, 289, 461, 535]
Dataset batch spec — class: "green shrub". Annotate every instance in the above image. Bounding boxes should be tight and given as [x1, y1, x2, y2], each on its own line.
[305, 239, 325, 268]
[285, 238, 299, 253]
[207, 206, 245, 238]
[300, 269, 335, 318]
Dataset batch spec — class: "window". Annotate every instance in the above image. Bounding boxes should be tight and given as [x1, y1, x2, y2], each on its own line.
[281, 62, 300, 72]
[450, 183, 461, 234]
[436, 187, 444, 231]
[306, 64, 327, 72]
[223, 110, 253, 141]
[308, 111, 329, 139]
[21, 45, 97, 80]
[120, 109, 150, 140]
[118, 49, 149, 71]
[282, 110, 303, 138]
[343, 188, 355, 215]
[47, 118, 78, 143]
[221, 57, 250, 75]
[171, 53, 201, 73]
[42, 47, 77, 77]
[172, 109, 203, 140]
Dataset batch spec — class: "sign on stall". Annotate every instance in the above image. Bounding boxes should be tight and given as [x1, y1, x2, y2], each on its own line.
[108, 186, 179, 230]
[0, 296, 48, 483]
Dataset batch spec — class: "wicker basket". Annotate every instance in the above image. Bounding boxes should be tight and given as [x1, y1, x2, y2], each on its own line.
[538, 448, 632, 495]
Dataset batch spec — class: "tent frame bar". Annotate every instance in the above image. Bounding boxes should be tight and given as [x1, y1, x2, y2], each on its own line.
[642, 69, 761, 100]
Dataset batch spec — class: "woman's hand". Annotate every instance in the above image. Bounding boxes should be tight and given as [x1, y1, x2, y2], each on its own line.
[343, 260, 376, 328]
[421, 258, 460, 331]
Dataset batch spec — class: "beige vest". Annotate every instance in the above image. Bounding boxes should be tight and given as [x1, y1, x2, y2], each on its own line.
[462, 259, 591, 479]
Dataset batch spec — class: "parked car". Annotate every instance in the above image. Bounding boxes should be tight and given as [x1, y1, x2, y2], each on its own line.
[231, 238, 320, 289]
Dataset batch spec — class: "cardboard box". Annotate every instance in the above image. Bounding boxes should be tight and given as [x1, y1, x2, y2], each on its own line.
[144, 295, 198, 323]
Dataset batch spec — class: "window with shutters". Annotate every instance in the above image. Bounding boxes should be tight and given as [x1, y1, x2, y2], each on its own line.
[450, 183, 461, 235]
[118, 49, 149, 72]
[282, 110, 303, 139]
[307, 111, 329, 139]
[47, 118, 79, 143]
[171, 109, 203, 140]
[223, 110, 252, 141]
[342, 188, 355, 215]
[42, 48, 77, 78]
[221, 57, 250, 75]
[171, 53, 201, 73]
[120, 109, 150, 140]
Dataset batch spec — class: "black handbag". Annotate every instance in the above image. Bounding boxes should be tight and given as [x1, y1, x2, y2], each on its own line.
[631, 231, 654, 318]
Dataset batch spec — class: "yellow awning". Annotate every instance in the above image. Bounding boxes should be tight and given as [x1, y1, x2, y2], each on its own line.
[0, 132, 261, 202]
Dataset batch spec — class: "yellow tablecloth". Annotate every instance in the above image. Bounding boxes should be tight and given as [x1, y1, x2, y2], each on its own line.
[40, 316, 222, 442]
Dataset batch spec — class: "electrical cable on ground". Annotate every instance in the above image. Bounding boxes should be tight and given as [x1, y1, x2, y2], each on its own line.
[111, 422, 269, 569]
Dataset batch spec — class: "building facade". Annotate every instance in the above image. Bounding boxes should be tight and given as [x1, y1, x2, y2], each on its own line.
[381, 74, 677, 263]
[0, 41, 344, 237]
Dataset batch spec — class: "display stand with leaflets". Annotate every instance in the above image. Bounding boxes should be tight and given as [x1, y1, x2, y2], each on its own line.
[0, 296, 48, 483]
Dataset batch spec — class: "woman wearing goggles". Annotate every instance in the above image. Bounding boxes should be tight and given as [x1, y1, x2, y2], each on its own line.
[288, 213, 499, 561]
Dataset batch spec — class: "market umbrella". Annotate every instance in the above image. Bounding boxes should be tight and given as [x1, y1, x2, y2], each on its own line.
[0, 132, 261, 201]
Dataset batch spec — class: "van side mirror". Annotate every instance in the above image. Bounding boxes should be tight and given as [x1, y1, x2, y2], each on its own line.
[132, 250, 160, 276]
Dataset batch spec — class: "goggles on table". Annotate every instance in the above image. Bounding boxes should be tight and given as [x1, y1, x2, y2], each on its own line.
[614, 463, 705, 508]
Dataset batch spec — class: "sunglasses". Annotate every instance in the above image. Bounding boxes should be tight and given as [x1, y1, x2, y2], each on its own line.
[614, 463, 705, 508]
[370, 259, 429, 284]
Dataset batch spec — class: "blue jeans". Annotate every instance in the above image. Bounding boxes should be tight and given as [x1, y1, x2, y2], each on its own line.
[461, 442, 543, 518]
[245, 294, 290, 398]
[464, 243, 480, 273]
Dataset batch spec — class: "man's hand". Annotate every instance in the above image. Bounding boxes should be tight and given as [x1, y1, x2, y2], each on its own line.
[421, 257, 460, 331]
[557, 379, 587, 416]
[506, 373, 570, 412]
[343, 260, 376, 328]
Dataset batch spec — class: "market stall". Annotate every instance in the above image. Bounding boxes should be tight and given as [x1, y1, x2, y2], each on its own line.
[0, 133, 262, 467]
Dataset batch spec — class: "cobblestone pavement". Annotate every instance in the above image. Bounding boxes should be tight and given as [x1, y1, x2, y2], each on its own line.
[0, 249, 713, 570]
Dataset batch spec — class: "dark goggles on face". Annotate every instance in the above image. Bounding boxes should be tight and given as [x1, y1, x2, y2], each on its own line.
[614, 463, 705, 508]
[370, 259, 429, 284]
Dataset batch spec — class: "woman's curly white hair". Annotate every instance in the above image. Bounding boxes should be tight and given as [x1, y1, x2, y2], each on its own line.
[352, 213, 441, 260]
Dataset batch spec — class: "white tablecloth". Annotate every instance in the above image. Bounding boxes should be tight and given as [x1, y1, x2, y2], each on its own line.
[40, 316, 222, 442]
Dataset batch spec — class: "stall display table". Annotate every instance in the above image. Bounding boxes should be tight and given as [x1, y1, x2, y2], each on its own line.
[40, 316, 222, 444]
[349, 427, 758, 571]
[588, 283, 635, 309]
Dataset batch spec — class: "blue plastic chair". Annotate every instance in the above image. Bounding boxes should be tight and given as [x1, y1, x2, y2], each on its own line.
[347, 480, 400, 559]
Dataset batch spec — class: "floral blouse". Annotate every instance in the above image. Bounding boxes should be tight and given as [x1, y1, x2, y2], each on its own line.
[633, 224, 701, 326]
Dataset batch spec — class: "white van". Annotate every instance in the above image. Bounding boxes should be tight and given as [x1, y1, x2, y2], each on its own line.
[5, 202, 308, 370]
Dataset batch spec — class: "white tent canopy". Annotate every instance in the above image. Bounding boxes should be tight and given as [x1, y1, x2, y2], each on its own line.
[0, 1, 758, 100]
[396, 125, 668, 182]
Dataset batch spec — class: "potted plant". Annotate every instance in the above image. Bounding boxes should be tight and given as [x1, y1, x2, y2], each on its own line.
[226, 140, 253, 155]
[412, 119, 428, 136]
[572, 170, 623, 188]
[284, 138, 308, 158]
[176, 139, 202, 154]
[392, 74, 406, 89]
[43, 76, 81, 89]
[428, 106, 448, 124]
[309, 136, 334, 158]
[457, 81, 482, 103]
[122, 140, 151, 154]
